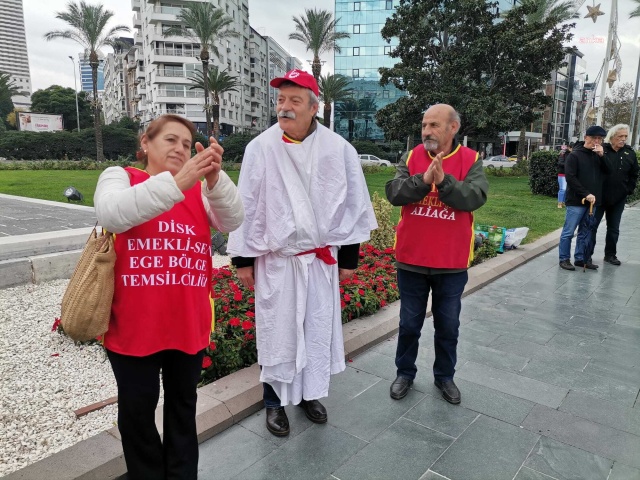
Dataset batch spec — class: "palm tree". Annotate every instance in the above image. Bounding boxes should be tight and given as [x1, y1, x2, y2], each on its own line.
[357, 97, 378, 140]
[513, 0, 578, 161]
[164, 3, 239, 139]
[335, 98, 360, 141]
[0, 72, 23, 128]
[319, 74, 352, 129]
[289, 9, 350, 83]
[45, 1, 129, 162]
[188, 67, 239, 140]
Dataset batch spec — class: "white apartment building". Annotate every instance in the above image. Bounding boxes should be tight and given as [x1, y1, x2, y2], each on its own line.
[129, 0, 301, 136]
[103, 38, 135, 124]
[0, 0, 32, 109]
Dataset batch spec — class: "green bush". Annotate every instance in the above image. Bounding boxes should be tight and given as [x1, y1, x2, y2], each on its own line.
[351, 140, 387, 160]
[528, 150, 558, 197]
[368, 191, 395, 250]
[0, 126, 137, 161]
[220, 133, 256, 162]
[0, 158, 135, 170]
[627, 152, 640, 204]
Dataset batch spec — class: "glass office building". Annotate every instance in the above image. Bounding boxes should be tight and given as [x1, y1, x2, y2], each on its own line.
[334, 0, 403, 142]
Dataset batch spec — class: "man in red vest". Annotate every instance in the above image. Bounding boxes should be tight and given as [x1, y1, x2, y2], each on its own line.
[386, 104, 488, 404]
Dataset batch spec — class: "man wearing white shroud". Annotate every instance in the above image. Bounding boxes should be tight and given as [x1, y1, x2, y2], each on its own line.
[227, 69, 377, 437]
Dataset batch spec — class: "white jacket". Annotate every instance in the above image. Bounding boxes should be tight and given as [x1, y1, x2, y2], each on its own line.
[94, 166, 244, 234]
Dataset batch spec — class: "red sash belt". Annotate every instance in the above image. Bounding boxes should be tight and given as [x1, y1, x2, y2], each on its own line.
[296, 246, 337, 265]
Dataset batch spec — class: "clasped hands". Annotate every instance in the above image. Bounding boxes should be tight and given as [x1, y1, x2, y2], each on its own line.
[174, 137, 223, 192]
[423, 152, 445, 186]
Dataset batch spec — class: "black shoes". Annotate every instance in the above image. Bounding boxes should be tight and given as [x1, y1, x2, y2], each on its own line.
[574, 260, 598, 270]
[604, 255, 621, 266]
[266, 407, 290, 437]
[559, 260, 575, 271]
[298, 399, 328, 424]
[434, 379, 461, 404]
[390, 376, 413, 400]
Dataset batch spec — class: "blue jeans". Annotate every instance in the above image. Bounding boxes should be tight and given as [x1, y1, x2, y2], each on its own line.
[263, 382, 281, 408]
[395, 268, 468, 382]
[593, 198, 625, 257]
[557, 176, 566, 203]
[559, 205, 594, 262]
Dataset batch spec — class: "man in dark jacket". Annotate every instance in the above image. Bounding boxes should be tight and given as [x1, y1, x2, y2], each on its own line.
[557, 142, 574, 208]
[593, 124, 639, 265]
[385, 104, 488, 405]
[558, 125, 611, 271]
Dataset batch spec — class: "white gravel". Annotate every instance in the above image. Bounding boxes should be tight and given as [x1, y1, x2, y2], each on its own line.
[0, 255, 230, 477]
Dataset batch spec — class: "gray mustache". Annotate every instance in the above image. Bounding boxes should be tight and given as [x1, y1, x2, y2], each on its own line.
[278, 111, 296, 119]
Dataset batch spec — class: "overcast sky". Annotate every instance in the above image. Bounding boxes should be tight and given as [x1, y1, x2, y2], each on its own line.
[23, 0, 640, 102]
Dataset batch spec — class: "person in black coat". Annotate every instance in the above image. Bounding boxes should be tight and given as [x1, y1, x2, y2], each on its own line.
[557, 142, 574, 208]
[558, 126, 611, 271]
[592, 124, 639, 265]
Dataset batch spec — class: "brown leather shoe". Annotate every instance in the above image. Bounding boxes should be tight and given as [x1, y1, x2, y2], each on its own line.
[266, 407, 290, 436]
[298, 399, 327, 424]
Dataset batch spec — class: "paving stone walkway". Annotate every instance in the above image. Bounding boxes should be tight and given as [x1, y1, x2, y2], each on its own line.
[197, 206, 640, 480]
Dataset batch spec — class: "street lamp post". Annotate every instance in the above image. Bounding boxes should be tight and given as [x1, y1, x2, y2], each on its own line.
[68, 56, 81, 132]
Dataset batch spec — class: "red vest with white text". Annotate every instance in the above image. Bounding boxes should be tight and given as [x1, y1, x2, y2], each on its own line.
[395, 145, 478, 269]
[104, 167, 212, 356]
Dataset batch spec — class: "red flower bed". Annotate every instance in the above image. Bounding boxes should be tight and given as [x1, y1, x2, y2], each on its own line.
[200, 244, 399, 385]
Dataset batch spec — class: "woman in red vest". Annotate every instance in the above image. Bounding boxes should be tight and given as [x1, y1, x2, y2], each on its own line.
[94, 115, 244, 479]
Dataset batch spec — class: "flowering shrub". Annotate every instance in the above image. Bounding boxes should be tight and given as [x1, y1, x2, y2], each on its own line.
[199, 243, 400, 385]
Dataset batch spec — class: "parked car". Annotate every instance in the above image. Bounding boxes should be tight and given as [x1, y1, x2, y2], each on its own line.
[483, 155, 516, 168]
[358, 154, 392, 167]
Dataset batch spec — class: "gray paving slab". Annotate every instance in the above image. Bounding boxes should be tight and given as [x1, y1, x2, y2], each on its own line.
[521, 404, 640, 468]
[519, 357, 639, 407]
[457, 361, 569, 408]
[327, 380, 425, 442]
[0, 194, 95, 237]
[558, 390, 640, 437]
[452, 378, 536, 426]
[430, 415, 539, 480]
[403, 393, 479, 438]
[332, 417, 452, 480]
[232, 424, 367, 480]
[608, 462, 640, 480]
[523, 436, 613, 480]
[197, 424, 277, 479]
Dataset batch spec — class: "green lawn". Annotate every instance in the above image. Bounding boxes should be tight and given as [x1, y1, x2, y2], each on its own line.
[0, 169, 563, 244]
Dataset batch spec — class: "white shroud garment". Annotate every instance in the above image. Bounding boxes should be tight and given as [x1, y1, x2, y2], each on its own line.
[227, 122, 377, 405]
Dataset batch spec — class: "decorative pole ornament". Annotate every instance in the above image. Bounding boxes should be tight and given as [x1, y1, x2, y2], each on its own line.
[584, 3, 605, 22]
[606, 69, 617, 87]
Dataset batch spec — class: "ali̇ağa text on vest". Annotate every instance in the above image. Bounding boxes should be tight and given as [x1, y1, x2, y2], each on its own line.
[104, 167, 213, 356]
[395, 145, 478, 269]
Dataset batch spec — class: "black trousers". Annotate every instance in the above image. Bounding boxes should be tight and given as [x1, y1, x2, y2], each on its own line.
[107, 348, 205, 480]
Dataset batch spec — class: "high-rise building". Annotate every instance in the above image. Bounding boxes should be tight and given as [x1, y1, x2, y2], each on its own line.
[0, 0, 32, 108]
[128, 0, 302, 137]
[79, 51, 106, 98]
[103, 38, 135, 124]
[334, 0, 403, 142]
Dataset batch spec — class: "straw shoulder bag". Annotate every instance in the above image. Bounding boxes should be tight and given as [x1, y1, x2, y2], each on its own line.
[60, 226, 116, 342]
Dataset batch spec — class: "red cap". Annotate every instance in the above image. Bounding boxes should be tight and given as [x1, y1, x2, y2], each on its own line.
[270, 69, 319, 97]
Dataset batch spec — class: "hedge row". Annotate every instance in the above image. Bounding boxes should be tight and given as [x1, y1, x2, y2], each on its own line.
[0, 126, 138, 160]
[529, 149, 640, 204]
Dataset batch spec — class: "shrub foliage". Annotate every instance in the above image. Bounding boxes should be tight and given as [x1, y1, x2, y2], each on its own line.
[528, 150, 558, 197]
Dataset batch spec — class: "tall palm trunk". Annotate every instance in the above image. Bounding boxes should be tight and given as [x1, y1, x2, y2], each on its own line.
[517, 127, 526, 160]
[201, 50, 212, 139]
[90, 51, 104, 162]
[312, 54, 322, 83]
[323, 103, 331, 128]
[212, 93, 220, 140]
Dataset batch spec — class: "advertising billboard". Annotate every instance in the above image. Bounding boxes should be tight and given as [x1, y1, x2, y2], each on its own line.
[18, 112, 64, 132]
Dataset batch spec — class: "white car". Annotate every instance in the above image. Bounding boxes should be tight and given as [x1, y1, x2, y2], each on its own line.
[358, 154, 392, 167]
[483, 155, 516, 168]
